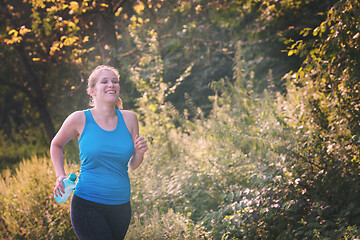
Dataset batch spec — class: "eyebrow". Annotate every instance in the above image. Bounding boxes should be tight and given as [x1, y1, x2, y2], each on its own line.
[100, 77, 118, 80]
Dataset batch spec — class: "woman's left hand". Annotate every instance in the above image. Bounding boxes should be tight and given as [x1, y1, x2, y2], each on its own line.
[134, 135, 148, 155]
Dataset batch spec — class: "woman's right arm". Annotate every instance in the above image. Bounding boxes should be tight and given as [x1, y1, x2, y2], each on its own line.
[50, 111, 84, 196]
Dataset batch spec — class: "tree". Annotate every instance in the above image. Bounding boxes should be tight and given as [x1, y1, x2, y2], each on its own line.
[0, 0, 89, 142]
[0, 0, 136, 143]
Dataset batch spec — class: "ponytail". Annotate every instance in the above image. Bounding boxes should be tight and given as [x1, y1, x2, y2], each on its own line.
[116, 97, 123, 109]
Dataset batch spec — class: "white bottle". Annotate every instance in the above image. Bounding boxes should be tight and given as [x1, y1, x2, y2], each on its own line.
[54, 173, 77, 203]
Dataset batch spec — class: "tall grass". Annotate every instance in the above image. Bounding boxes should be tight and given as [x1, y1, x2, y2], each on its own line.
[0, 125, 48, 171]
[0, 156, 78, 239]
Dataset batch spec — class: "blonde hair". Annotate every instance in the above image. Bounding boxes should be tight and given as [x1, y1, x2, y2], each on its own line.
[87, 65, 123, 109]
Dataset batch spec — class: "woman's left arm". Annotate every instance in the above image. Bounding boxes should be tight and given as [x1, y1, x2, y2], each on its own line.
[128, 112, 148, 170]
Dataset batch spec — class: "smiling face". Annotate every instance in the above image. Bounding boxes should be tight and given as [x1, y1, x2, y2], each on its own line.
[90, 70, 120, 106]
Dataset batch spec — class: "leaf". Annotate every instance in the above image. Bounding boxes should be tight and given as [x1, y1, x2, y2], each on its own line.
[134, 2, 145, 14]
[19, 27, 31, 36]
[313, 27, 320, 36]
[63, 36, 79, 46]
[69, 1, 79, 14]
[8, 29, 18, 36]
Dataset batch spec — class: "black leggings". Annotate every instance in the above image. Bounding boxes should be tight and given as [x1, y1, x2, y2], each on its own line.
[71, 194, 131, 240]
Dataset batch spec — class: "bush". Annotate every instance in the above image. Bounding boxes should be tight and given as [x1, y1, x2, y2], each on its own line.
[0, 127, 48, 172]
[126, 208, 205, 240]
[0, 156, 78, 239]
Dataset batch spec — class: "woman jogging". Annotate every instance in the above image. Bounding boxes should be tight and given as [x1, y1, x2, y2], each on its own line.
[50, 65, 148, 239]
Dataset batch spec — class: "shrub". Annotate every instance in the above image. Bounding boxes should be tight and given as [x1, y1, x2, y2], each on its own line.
[0, 156, 78, 239]
[0, 127, 48, 172]
[126, 208, 205, 240]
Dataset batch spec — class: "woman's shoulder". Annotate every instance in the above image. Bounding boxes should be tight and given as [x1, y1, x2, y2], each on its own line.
[119, 110, 137, 120]
[69, 110, 86, 118]
[65, 110, 86, 125]
[119, 110, 138, 134]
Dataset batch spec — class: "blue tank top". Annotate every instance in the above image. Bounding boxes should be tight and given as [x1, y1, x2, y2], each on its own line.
[74, 109, 134, 205]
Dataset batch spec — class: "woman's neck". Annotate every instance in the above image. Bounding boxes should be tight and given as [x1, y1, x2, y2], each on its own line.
[91, 104, 117, 119]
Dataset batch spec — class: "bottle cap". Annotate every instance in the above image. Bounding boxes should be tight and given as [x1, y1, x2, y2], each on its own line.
[68, 173, 77, 181]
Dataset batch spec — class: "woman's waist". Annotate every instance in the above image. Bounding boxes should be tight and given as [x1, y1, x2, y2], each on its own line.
[77, 170, 130, 189]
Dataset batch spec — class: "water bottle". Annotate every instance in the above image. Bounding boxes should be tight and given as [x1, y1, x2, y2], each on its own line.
[54, 173, 77, 203]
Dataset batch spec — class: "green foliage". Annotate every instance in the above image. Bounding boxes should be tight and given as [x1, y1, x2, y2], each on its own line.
[126, 0, 239, 114]
[128, 38, 293, 239]
[272, 1, 360, 238]
[0, 126, 47, 171]
[0, 156, 78, 239]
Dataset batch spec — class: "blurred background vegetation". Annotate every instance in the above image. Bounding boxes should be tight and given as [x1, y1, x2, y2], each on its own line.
[1, 0, 360, 239]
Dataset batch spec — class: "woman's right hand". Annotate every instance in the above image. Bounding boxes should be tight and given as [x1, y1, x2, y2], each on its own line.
[54, 175, 66, 197]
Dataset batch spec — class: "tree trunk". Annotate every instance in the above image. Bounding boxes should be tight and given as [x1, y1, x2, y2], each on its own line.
[93, 0, 135, 95]
[36, 100, 56, 142]
[16, 46, 56, 143]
